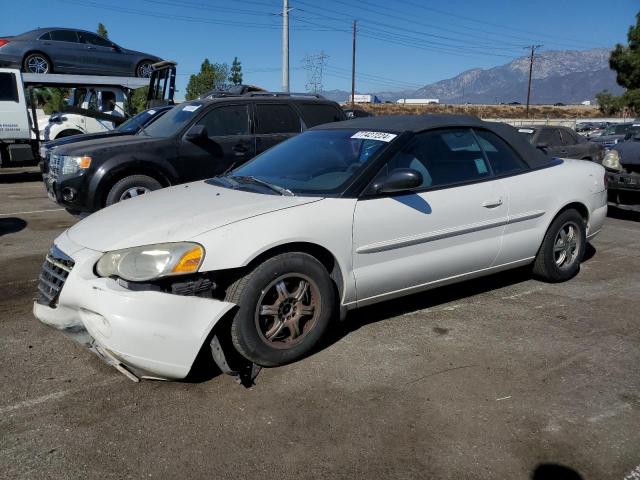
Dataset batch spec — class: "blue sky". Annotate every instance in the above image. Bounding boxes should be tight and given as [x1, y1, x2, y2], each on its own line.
[1, 0, 638, 99]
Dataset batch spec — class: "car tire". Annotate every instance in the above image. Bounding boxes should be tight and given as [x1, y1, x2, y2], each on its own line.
[136, 60, 154, 78]
[225, 252, 336, 367]
[532, 208, 586, 283]
[23, 53, 52, 74]
[105, 175, 162, 206]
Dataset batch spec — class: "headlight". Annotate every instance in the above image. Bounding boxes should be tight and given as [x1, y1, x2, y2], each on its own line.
[96, 242, 205, 282]
[602, 150, 622, 171]
[60, 155, 91, 175]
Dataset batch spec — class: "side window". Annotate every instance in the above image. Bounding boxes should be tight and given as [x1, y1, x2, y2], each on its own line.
[49, 30, 79, 43]
[197, 105, 250, 136]
[537, 128, 562, 146]
[474, 129, 527, 175]
[86, 91, 98, 111]
[384, 128, 490, 190]
[255, 104, 301, 134]
[0, 73, 19, 102]
[39, 32, 51, 41]
[296, 103, 344, 127]
[81, 32, 112, 47]
[560, 129, 578, 145]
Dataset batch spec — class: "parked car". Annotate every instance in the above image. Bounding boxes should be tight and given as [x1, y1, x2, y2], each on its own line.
[576, 122, 606, 138]
[602, 132, 640, 211]
[34, 114, 607, 381]
[0, 28, 162, 77]
[40, 105, 173, 172]
[518, 125, 604, 162]
[43, 93, 347, 214]
[343, 108, 374, 119]
[592, 123, 640, 148]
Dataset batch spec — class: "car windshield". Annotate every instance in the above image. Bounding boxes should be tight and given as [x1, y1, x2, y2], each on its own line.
[117, 109, 162, 133]
[224, 129, 393, 196]
[142, 103, 203, 138]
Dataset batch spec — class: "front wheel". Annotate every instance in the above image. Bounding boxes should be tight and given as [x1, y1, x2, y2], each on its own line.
[532, 209, 586, 282]
[226, 252, 336, 367]
[105, 175, 162, 207]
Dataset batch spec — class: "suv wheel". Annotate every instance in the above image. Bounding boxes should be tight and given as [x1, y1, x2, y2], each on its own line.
[105, 175, 162, 207]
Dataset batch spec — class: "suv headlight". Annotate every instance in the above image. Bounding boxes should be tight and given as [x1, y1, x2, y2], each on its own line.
[96, 242, 205, 282]
[602, 150, 622, 171]
[60, 155, 92, 175]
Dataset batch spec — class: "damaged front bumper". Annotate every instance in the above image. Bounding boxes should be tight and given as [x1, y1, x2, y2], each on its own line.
[33, 232, 236, 381]
[607, 170, 640, 212]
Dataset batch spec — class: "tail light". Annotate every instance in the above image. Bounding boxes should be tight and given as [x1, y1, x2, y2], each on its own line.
[0, 39, 9, 47]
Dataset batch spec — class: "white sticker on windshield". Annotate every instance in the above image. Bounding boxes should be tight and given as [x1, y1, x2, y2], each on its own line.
[518, 128, 535, 133]
[183, 105, 201, 112]
[351, 131, 397, 142]
[147, 109, 156, 115]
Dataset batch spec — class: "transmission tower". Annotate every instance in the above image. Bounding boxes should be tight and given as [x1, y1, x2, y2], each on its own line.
[302, 51, 328, 93]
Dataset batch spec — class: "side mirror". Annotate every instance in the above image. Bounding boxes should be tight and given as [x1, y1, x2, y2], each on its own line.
[376, 168, 423, 194]
[111, 43, 122, 52]
[185, 124, 208, 142]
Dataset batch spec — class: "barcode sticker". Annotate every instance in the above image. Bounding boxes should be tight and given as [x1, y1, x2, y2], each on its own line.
[351, 131, 397, 142]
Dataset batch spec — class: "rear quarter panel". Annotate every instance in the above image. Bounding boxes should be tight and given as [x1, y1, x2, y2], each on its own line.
[498, 159, 606, 265]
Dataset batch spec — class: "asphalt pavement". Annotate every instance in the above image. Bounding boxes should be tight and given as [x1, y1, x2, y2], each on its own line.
[1, 167, 639, 480]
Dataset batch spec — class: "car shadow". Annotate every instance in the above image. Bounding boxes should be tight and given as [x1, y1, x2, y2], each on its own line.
[531, 463, 583, 480]
[0, 217, 27, 236]
[0, 171, 42, 184]
[607, 205, 640, 222]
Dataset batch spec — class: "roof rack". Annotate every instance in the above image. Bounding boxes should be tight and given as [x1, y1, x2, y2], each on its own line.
[244, 92, 325, 99]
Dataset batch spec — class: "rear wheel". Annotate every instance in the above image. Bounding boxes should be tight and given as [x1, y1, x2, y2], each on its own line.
[23, 53, 52, 74]
[136, 61, 154, 78]
[532, 209, 586, 282]
[105, 174, 162, 207]
[225, 252, 335, 367]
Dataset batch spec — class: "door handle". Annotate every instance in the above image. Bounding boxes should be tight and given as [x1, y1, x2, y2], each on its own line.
[482, 198, 503, 208]
[232, 144, 249, 156]
[86, 46, 96, 50]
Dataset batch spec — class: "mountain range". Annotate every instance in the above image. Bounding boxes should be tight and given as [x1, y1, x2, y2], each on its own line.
[321, 48, 624, 104]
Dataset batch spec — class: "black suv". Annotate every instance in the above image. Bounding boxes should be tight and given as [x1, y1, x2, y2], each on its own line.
[44, 93, 346, 214]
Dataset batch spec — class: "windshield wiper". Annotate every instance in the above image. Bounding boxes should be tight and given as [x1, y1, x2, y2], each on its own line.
[231, 175, 294, 196]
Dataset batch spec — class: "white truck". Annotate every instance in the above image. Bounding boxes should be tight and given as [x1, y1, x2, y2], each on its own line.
[0, 62, 176, 166]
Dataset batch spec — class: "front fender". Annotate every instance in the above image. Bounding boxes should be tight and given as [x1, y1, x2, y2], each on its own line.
[90, 154, 180, 209]
[194, 198, 358, 305]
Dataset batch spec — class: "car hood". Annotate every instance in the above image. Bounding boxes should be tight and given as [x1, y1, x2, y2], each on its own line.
[45, 130, 123, 150]
[66, 181, 322, 251]
[614, 142, 640, 166]
[593, 134, 625, 143]
[54, 135, 164, 156]
[123, 48, 162, 60]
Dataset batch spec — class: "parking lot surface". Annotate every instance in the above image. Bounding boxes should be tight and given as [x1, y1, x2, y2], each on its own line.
[1, 168, 639, 480]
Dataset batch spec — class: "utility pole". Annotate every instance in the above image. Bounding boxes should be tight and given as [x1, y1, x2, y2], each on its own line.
[282, 0, 290, 92]
[525, 44, 542, 118]
[351, 20, 357, 108]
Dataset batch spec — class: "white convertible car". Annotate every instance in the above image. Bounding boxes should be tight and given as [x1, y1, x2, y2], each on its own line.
[34, 115, 607, 381]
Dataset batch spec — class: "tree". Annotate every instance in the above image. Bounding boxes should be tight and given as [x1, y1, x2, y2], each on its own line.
[97, 23, 109, 39]
[185, 59, 229, 100]
[229, 57, 243, 85]
[599, 12, 640, 115]
[596, 90, 623, 116]
[610, 12, 640, 91]
[130, 86, 149, 114]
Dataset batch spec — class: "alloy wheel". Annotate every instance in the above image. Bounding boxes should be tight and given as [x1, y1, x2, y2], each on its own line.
[27, 56, 49, 74]
[137, 62, 153, 78]
[119, 186, 151, 201]
[255, 274, 321, 348]
[553, 221, 581, 269]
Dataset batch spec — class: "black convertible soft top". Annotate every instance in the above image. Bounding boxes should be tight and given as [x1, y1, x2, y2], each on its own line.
[314, 114, 552, 169]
